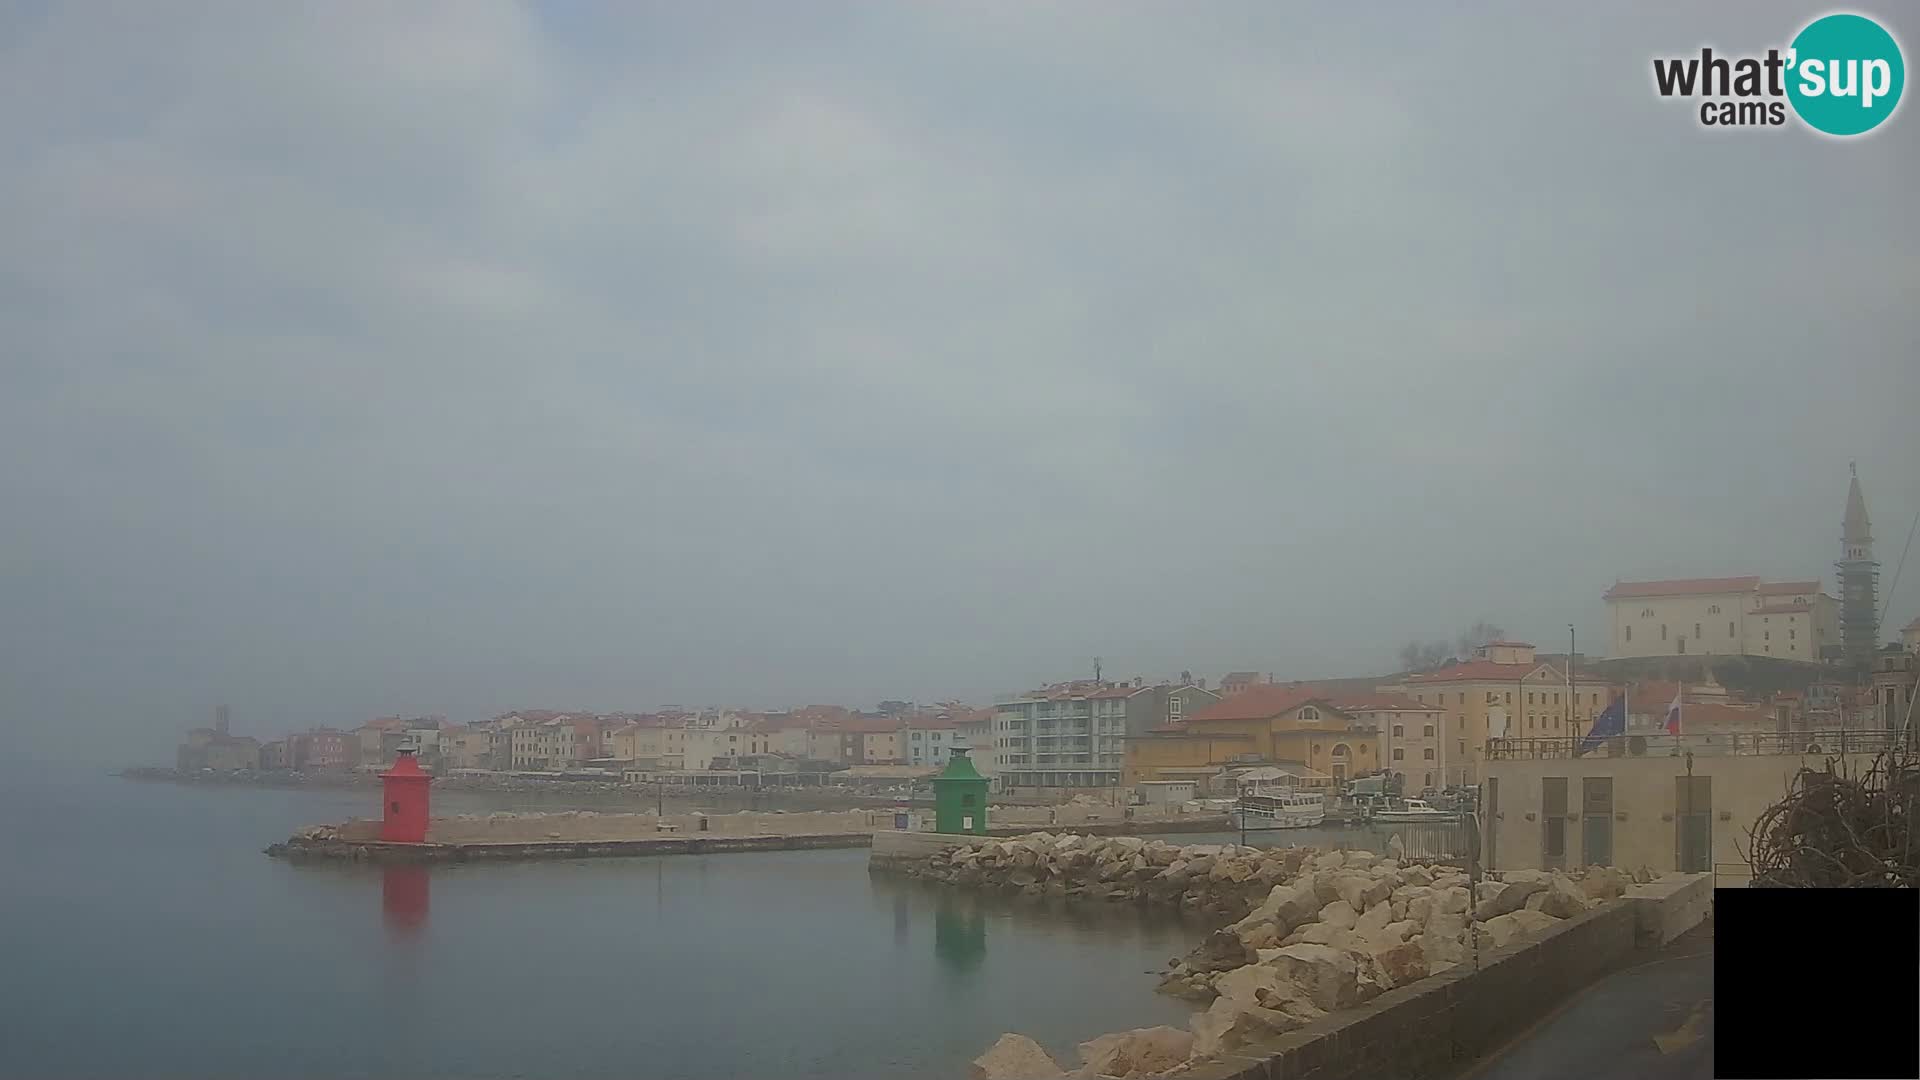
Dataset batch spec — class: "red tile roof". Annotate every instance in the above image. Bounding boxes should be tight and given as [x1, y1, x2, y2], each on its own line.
[1325, 692, 1443, 713]
[1757, 581, 1821, 595]
[829, 716, 903, 734]
[1402, 659, 1547, 683]
[1604, 576, 1760, 599]
[1185, 685, 1333, 723]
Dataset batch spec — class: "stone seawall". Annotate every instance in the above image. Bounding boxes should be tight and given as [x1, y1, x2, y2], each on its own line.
[1174, 902, 1644, 1080]
[902, 833, 1707, 1080]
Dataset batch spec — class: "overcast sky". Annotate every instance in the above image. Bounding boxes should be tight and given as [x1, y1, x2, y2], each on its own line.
[3, 2, 1916, 763]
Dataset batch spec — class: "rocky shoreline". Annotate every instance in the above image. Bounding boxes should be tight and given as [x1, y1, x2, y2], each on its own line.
[890, 832, 1648, 1079]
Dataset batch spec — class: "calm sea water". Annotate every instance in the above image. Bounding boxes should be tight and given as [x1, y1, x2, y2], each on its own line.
[0, 771, 1209, 1080]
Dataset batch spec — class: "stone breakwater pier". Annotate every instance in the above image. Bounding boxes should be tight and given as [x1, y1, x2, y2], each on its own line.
[868, 832, 1711, 1080]
[266, 809, 1233, 863]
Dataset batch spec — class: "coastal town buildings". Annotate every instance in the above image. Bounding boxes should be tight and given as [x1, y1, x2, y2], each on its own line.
[989, 681, 1132, 790]
[1122, 687, 1438, 790]
[1603, 577, 1838, 661]
[288, 728, 353, 770]
[1121, 679, 1220, 737]
[1870, 646, 1918, 735]
[1377, 641, 1613, 786]
[176, 710, 261, 771]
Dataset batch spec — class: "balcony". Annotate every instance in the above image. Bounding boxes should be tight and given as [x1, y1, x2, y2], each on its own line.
[1485, 728, 1908, 761]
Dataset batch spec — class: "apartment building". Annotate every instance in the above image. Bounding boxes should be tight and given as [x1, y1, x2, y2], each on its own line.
[991, 681, 1131, 790]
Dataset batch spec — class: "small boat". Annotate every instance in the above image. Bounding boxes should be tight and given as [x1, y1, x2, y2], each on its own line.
[1370, 798, 1457, 824]
[1231, 791, 1327, 830]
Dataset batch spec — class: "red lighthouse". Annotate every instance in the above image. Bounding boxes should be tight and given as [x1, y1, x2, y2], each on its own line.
[380, 747, 431, 843]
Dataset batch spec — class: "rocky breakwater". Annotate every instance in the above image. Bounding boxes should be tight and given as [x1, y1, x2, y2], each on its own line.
[933, 834, 1646, 1080]
[902, 833, 1309, 922]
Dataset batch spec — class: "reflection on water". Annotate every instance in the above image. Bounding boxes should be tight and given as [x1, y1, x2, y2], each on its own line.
[1, 770, 1211, 1080]
[867, 871, 1207, 985]
[934, 895, 987, 975]
[382, 865, 431, 937]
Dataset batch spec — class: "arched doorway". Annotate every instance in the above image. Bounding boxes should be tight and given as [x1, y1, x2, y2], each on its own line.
[1330, 743, 1350, 782]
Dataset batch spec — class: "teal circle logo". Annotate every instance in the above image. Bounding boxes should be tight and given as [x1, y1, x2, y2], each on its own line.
[1786, 13, 1905, 136]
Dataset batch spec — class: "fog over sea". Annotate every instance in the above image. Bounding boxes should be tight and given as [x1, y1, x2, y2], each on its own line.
[0, 770, 1211, 1080]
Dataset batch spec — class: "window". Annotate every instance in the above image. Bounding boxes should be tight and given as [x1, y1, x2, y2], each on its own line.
[1729, 621, 1736, 637]
[1298, 706, 1320, 721]
[1661, 624, 1668, 640]
[1168, 698, 1183, 717]
[1423, 724, 1435, 737]
[1764, 631, 1770, 641]
[1708, 605, 1720, 614]
[1641, 608, 1653, 617]
[1790, 629, 1796, 639]
[1458, 740, 1465, 754]
[1626, 626, 1632, 642]
[1505, 692, 1512, 704]
[1528, 692, 1535, 705]
[1393, 749, 1405, 761]
[1392, 724, 1405, 737]
[1458, 693, 1465, 705]
[1554, 693, 1560, 705]
[1694, 623, 1702, 639]
[1423, 748, 1436, 759]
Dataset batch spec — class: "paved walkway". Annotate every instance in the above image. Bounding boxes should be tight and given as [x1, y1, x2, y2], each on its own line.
[1450, 920, 1715, 1080]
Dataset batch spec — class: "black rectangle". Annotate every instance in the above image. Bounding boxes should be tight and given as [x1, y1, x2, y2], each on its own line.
[1715, 888, 1918, 1079]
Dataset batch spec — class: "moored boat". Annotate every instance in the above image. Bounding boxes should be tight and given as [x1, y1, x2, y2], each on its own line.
[1369, 797, 1458, 824]
[1230, 791, 1327, 830]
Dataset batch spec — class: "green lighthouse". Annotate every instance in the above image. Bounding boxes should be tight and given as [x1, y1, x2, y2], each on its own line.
[932, 746, 989, 835]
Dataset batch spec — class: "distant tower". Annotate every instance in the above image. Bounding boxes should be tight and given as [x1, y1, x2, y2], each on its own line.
[214, 704, 230, 736]
[1838, 463, 1880, 667]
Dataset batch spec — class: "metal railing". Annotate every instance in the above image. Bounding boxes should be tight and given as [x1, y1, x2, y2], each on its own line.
[1386, 819, 1475, 862]
[1485, 728, 1907, 760]
[1712, 862, 1754, 889]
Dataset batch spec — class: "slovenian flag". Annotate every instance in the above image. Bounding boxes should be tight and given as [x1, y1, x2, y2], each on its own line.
[1576, 694, 1626, 757]
[1665, 688, 1683, 735]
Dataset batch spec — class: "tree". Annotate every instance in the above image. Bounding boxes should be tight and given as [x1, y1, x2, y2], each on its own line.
[1455, 621, 1508, 658]
[1397, 640, 1453, 673]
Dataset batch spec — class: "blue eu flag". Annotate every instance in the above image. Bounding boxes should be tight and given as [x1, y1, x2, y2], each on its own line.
[1575, 695, 1626, 757]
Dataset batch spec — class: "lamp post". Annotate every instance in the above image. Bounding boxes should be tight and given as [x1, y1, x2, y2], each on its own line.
[1567, 624, 1577, 748]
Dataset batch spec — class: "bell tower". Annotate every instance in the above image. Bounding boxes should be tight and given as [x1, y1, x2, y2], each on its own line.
[1838, 463, 1879, 668]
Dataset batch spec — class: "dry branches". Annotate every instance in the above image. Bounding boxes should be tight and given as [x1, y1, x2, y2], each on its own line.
[1746, 741, 1919, 888]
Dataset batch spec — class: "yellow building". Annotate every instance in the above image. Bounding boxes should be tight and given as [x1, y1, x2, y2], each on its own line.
[1124, 686, 1389, 787]
[1379, 641, 1613, 786]
[604, 724, 689, 771]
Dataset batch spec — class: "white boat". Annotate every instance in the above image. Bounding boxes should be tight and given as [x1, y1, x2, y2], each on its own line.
[1369, 798, 1457, 824]
[1230, 791, 1327, 830]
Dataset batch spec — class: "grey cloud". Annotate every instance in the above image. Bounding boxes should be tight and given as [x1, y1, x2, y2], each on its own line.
[2, 1, 1916, 766]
